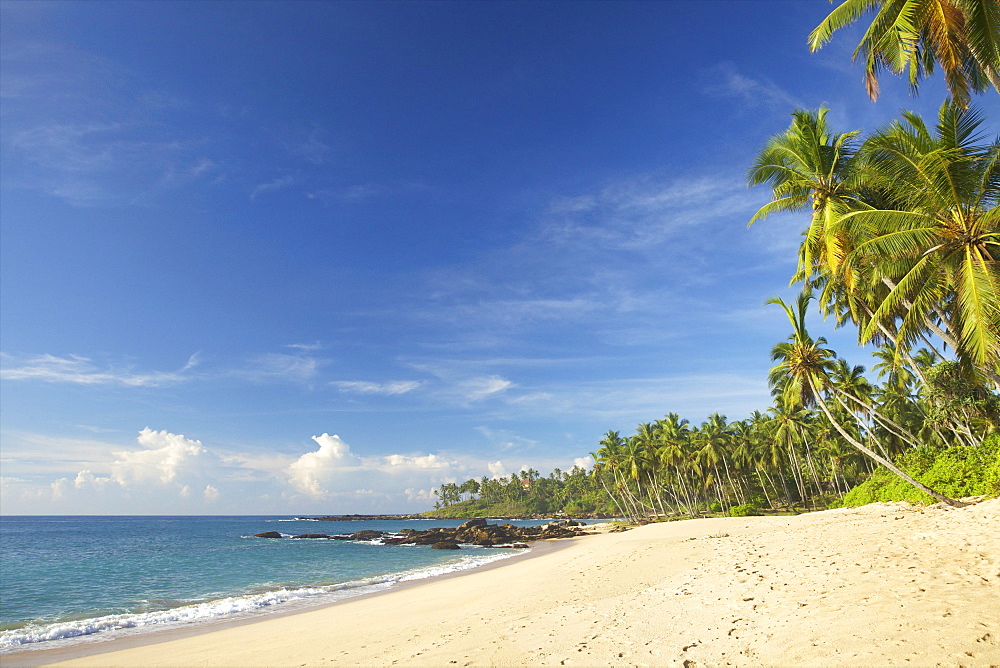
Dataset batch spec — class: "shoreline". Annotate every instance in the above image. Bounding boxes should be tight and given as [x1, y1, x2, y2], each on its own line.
[1, 536, 573, 667]
[9, 501, 1000, 666]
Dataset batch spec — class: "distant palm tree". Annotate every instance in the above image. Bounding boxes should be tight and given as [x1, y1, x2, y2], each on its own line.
[655, 414, 699, 516]
[696, 413, 738, 512]
[593, 431, 631, 519]
[808, 0, 1000, 107]
[767, 400, 816, 505]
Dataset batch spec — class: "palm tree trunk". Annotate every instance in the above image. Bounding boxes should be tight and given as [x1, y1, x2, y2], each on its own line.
[755, 467, 775, 509]
[596, 469, 628, 520]
[808, 377, 966, 507]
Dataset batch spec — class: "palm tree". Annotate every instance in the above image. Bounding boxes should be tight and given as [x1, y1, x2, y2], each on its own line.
[696, 413, 736, 513]
[808, 0, 1000, 107]
[766, 400, 815, 506]
[655, 414, 699, 516]
[748, 108, 867, 285]
[835, 100, 1000, 382]
[634, 422, 669, 517]
[593, 431, 631, 519]
[768, 291, 965, 506]
[740, 410, 788, 509]
[872, 342, 919, 391]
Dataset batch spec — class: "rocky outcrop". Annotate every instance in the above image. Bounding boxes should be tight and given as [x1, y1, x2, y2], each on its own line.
[254, 520, 591, 546]
[381, 519, 586, 547]
[350, 530, 386, 541]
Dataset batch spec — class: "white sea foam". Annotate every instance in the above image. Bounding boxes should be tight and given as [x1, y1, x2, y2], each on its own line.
[0, 548, 522, 652]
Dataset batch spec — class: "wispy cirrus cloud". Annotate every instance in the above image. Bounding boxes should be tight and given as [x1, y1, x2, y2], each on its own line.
[305, 181, 430, 204]
[331, 380, 423, 395]
[700, 61, 803, 109]
[407, 170, 765, 356]
[1, 42, 223, 206]
[540, 174, 760, 251]
[232, 351, 328, 383]
[504, 373, 770, 422]
[404, 362, 515, 404]
[0, 353, 199, 387]
[1, 347, 333, 388]
[7, 122, 220, 206]
[282, 124, 331, 165]
[250, 174, 296, 199]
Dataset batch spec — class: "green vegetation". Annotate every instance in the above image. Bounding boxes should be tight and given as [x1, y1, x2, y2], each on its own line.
[430, 3, 999, 521]
[841, 434, 1000, 505]
[428, 467, 617, 518]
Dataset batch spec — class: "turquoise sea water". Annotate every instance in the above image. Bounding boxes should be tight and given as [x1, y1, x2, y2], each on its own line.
[0, 515, 557, 654]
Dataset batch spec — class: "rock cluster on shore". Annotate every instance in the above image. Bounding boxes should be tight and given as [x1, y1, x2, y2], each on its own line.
[254, 518, 589, 548]
[295, 512, 612, 521]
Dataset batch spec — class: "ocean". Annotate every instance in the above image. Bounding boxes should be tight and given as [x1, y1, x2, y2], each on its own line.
[0, 515, 564, 655]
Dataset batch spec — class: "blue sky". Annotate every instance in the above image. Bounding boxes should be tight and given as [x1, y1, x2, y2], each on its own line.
[0, 1, 968, 514]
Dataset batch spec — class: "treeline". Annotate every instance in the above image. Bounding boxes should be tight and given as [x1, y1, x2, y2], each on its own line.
[592, 352, 998, 522]
[431, 342, 997, 523]
[430, 467, 617, 517]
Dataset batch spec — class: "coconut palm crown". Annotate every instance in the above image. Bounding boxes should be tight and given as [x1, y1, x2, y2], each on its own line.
[808, 0, 1000, 107]
[834, 99, 1000, 377]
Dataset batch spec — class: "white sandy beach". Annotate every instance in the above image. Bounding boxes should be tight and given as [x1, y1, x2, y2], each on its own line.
[12, 499, 1000, 667]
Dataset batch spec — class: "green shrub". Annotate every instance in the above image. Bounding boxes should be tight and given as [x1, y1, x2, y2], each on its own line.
[841, 434, 1000, 506]
[726, 503, 762, 517]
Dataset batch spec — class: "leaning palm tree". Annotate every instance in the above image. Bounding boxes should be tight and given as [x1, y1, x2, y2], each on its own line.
[808, 0, 1000, 107]
[835, 100, 1000, 383]
[593, 431, 631, 519]
[768, 291, 965, 506]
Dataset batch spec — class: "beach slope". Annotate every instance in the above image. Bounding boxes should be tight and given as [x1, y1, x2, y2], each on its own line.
[27, 499, 1000, 666]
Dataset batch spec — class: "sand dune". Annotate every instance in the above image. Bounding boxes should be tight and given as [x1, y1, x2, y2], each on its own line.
[17, 498, 1000, 667]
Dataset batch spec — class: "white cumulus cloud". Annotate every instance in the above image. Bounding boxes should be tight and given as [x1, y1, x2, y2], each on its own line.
[287, 433, 361, 497]
[286, 434, 465, 500]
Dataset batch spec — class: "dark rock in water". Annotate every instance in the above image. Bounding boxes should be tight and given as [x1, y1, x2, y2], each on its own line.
[382, 520, 585, 547]
[431, 541, 460, 549]
[254, 531, 283, 539]
[350, 530, 386, 541]
[291, 533, 331, 539]
[511, 543, 530, 549]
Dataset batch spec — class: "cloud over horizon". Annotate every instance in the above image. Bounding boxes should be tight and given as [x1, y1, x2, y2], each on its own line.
[0, 429, 532, 515]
